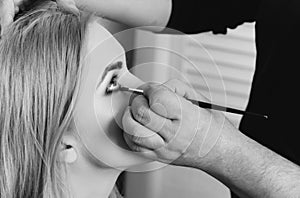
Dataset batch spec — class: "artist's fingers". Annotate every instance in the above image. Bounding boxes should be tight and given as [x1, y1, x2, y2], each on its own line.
[0, 0, 14, 35]
[128, 82, 159, 106]
[123, 134, 159, 160]
[130, 95, 175, 141]
[123, 134, 150, 153]
[13, 0, 29, 15]
[122, 107, 165, 150]
[141, 83, 183, 120]
[14, 0, 24, 6]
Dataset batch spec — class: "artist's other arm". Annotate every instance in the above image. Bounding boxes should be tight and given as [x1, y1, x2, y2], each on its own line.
[3, 0, 261, 34]
[122, 79, 300, 198]
[72, 0, 172, 32]
[2, 0, 171, 32]
[64, 0, 261, 34]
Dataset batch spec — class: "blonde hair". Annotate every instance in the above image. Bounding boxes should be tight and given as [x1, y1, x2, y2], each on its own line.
[0, 1, 90, 197]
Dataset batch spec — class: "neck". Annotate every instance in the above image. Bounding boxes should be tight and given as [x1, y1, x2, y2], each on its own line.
[68, 165, 122, 198]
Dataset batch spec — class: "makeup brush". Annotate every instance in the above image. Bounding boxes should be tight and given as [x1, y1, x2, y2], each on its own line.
[107, 83, 268, 119]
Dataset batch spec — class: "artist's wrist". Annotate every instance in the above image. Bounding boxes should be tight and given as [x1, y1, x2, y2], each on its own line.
[186, 120, 241, 174]
[171, 126, 225, 171]
[194, 114, 233, 171]
[195, 127, 272, 196]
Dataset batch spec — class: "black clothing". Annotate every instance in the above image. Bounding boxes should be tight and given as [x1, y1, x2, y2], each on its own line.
[167, 0, 300, 197]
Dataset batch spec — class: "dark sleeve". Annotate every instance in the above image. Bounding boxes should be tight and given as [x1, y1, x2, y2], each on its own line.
[166, 0, 261, 34]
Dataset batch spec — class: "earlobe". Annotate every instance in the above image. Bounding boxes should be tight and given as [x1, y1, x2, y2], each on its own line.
[60, 144, 78, 163]
[60, 135, 78, 164]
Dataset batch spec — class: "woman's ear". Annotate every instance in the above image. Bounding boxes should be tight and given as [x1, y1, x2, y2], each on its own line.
[59, 134, 78, 164]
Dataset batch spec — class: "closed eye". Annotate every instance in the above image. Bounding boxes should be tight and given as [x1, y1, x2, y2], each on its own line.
[96, 61, 123, 89]
[105, 74, 119, 95]
[109, 74, 118, 88]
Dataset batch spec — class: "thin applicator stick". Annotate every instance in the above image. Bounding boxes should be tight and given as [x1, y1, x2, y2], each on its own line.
[111, 84, 268, 119]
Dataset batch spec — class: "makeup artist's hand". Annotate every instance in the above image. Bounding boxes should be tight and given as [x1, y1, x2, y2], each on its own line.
[0, 0, 26, 35]
[122, 79, 225, 166]
[57, 0, 79, 14]
[122, 79, 300, 198]
[0, 0, 78, 35]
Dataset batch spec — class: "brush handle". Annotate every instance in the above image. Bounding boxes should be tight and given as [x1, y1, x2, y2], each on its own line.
[188, 99, 268, 119]
[120, 86, 268, 119]
[119, 86, 144, 95]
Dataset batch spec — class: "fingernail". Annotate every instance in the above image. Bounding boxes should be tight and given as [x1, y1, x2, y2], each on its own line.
[15, 6, 19, 13]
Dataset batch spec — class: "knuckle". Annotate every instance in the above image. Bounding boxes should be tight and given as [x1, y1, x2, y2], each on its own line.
[134, 106, 145, 121]
[136, 105, 145, 118]
[134, 106, 150, 124]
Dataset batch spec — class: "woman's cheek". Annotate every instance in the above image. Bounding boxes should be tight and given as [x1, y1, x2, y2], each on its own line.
[80, 95, 151, 168]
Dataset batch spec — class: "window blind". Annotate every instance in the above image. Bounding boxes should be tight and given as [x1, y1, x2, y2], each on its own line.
[170, 23, 256, 127]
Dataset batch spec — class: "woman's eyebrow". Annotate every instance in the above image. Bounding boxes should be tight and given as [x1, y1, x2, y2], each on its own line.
[96, 61, 123, 88]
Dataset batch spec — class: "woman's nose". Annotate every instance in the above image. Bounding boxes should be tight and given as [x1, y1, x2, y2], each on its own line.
[110, 72, 145, 130]
[119, 71, 145, 90]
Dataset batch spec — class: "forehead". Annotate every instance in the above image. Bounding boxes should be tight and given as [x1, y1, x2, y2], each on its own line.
[84, 19, 124, 58]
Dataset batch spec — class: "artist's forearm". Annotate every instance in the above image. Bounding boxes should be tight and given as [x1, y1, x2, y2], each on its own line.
[197, 123, 300, 198]
[221, 135, 300, 197]
[74, 0, 172, 32]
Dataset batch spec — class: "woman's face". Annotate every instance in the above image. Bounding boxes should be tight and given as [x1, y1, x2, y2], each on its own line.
[73, 19, 151, 169]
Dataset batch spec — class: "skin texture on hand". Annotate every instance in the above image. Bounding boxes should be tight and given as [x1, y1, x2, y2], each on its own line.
[0, 0, 15, 35]
[122, 79, 224, 166]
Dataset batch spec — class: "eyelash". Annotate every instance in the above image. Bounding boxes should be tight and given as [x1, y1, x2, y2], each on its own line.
[105, 74, 119, 95]
[110, 74, 118, 85]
